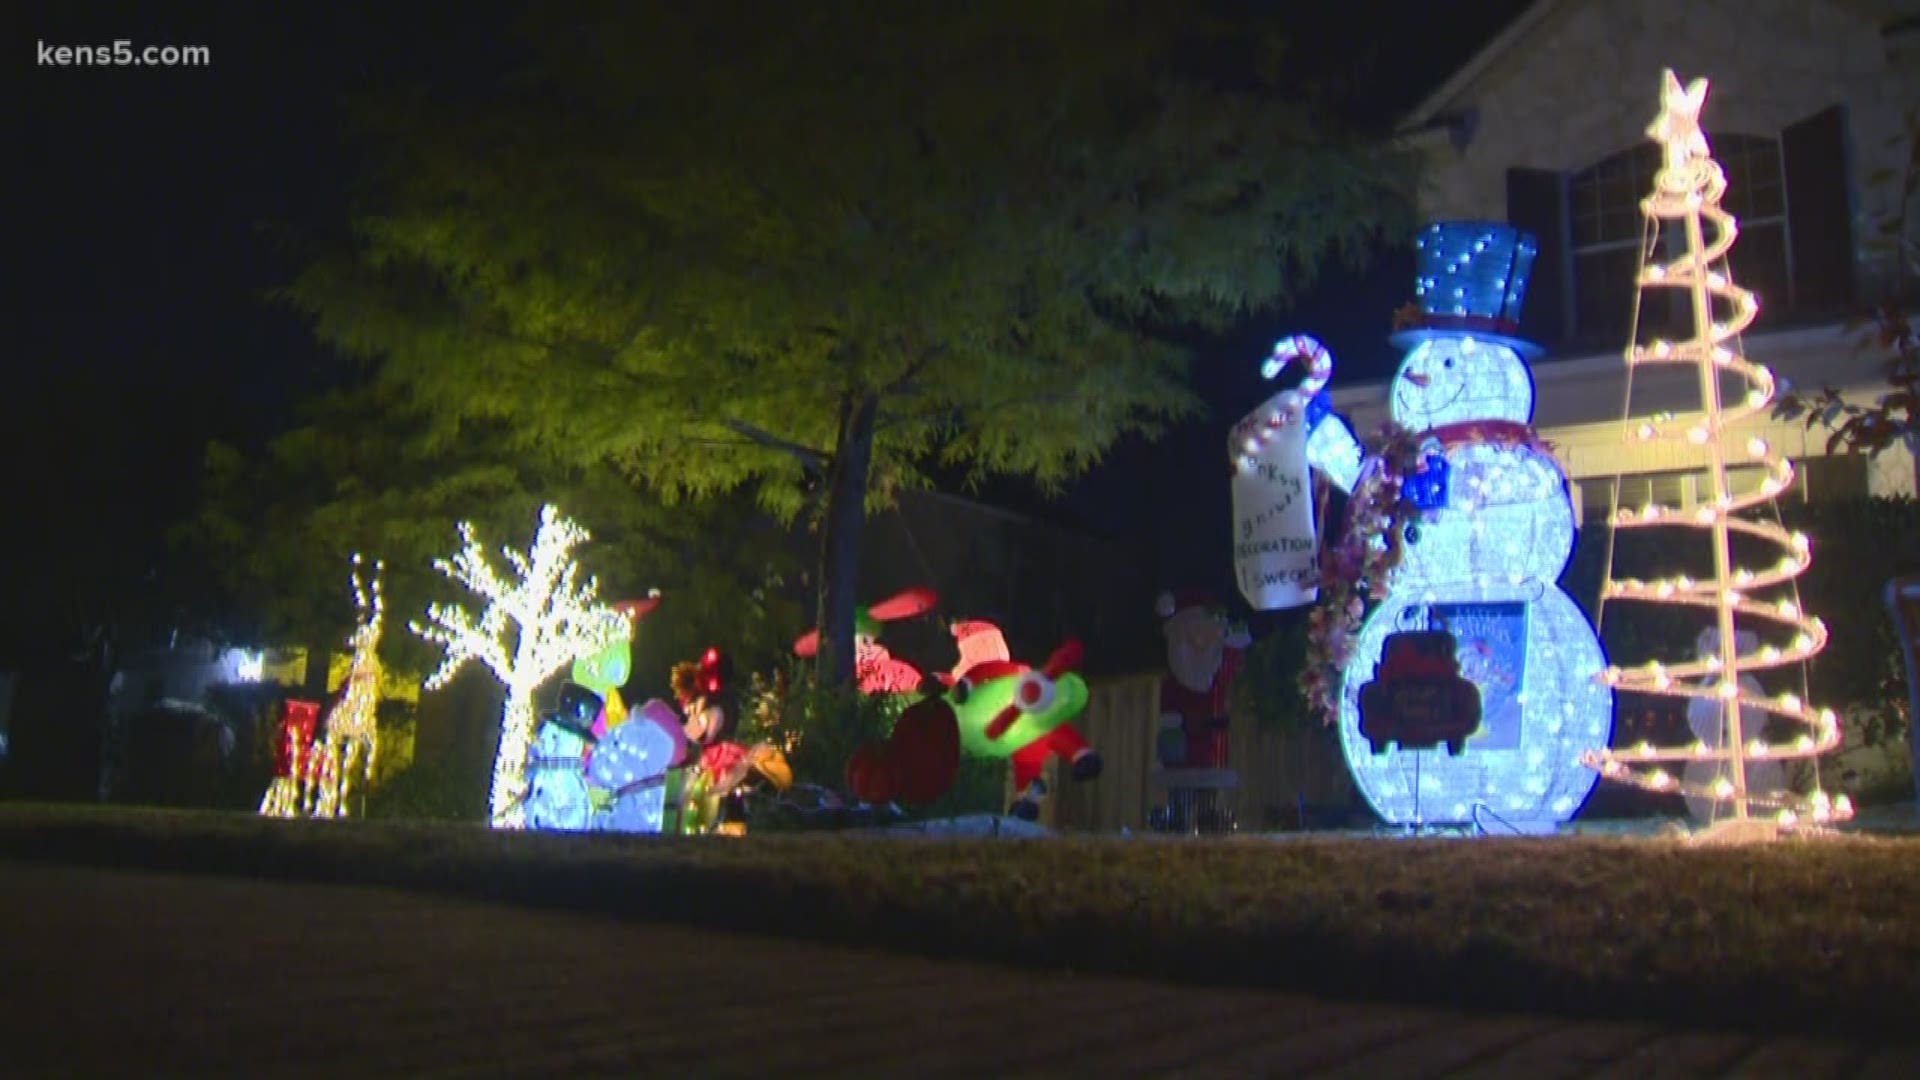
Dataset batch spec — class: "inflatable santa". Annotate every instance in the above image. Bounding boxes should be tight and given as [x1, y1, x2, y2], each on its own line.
[1152, 589, 1250, 833]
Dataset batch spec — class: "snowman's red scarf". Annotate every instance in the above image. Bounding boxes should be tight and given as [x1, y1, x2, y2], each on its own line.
[1427, 418, 1555, 456]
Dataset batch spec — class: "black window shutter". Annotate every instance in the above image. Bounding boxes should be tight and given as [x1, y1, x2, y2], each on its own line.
[1506, 167, 1569, 345]
[1782, 104, 1855, 312]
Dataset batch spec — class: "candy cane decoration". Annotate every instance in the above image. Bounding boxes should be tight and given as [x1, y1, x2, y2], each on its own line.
[1231, 334, 1334, 474]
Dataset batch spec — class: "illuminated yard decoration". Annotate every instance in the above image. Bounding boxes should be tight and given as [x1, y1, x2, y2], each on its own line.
[302, 555, 385, 819]
[412, 505, 630, 829]
[525, 719, 596, 831]
[585, 699, 687, 834]
[843, 621, 1100, 817]
[1231, 334, 1364, 490]
[1251, 221, 1613, 830]
[793, 586, 938, 695]
[1229, 337, 1364, 611]
[1583, 71, 1851, 829]
[258, 699, 320, 818]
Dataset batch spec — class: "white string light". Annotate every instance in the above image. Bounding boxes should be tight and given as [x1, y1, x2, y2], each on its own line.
[301, 555, 386, 819]
[412, 505, 630, 829]
[1331, 222, 1612, 830]
[1585, 71, 1851, 828]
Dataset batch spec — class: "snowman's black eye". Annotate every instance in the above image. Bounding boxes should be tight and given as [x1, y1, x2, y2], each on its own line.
[1444, 357, 1455, 369]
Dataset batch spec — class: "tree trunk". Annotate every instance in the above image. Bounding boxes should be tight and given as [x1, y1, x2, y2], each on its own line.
[302, 641, 333, 703]
[489, 686, 537, 829]
[814, 393, 879, 688]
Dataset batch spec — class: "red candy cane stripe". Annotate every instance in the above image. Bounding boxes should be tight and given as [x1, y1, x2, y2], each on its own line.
[1231, 334, 1335, 469]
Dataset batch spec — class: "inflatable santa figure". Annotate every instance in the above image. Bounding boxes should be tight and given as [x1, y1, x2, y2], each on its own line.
[846, 619, 1100, 819]
[1153, 589, 1250, 833]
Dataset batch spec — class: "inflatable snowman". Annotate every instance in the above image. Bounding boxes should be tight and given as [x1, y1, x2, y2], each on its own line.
[1233, 221, 1613, 832]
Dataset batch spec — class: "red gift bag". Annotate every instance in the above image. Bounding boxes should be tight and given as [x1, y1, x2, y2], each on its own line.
[274, 700, 321, 778]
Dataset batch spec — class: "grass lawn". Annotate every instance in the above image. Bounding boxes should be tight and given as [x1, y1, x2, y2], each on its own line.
[2, 803, 1916, 1040]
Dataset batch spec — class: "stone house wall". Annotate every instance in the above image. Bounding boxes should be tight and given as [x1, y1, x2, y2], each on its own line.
[1410, 0, 1918, 297]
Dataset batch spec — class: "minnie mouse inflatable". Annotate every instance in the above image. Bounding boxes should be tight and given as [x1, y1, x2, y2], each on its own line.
[672, 648, 790, 834]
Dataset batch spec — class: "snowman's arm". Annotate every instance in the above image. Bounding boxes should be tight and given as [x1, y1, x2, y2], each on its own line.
[1231, 387, 1362, 493]
[1305, 411, 1364, 495]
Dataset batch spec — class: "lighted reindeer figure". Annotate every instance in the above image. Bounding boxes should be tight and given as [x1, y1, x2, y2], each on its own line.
[302, 555, 386, 818]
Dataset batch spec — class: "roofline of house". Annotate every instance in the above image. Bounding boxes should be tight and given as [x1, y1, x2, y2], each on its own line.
[1398, 0, 1563, 133]
[1402, 0, 1920, 134]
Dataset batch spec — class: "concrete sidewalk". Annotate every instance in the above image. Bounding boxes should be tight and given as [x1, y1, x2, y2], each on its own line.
[1, 862, 1913, 1078]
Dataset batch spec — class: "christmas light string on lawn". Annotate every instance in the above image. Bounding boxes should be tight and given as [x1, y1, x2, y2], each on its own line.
[1582, 71, 1851, 827]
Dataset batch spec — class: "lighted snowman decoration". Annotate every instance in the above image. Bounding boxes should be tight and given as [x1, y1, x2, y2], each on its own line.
[1234, 221, 1613, 832]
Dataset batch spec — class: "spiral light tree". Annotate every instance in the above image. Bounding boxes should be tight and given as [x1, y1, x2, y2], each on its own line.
[1583, 71, 1852, 830]
[413, 506, 630, 829]
[302, 555, 386, 819]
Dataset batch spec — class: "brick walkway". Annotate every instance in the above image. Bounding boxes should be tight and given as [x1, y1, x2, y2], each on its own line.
[1, 862, 1913, 1078]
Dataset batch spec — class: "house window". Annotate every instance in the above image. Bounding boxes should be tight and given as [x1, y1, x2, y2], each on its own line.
[1566, 134, 1791, 342]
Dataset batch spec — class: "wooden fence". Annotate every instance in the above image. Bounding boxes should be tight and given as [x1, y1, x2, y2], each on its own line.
[1889, 576, 1920, 807]
[1041, 672, 1362, 833]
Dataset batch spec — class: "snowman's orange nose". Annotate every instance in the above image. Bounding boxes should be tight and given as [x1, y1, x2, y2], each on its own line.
[1403, 371, 1431, 388]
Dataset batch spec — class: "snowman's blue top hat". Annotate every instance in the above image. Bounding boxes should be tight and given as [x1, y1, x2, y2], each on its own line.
[1390, 221, 1543, 360]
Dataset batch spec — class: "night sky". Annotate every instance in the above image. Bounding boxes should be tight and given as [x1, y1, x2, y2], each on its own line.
[10, 1, 1532, 660]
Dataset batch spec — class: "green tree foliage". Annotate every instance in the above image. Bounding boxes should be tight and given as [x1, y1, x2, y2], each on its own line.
[283, 0, 1412, 687]
[175, 381, 807, 692]
[1232, 613, 1315, 733]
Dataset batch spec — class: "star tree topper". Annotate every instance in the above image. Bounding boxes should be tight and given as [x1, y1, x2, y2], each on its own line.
[1648, 70, 1712, 177]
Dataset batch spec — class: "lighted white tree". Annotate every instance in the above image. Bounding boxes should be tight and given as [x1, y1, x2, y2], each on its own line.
[1584, 71, 1852, 832]
[413, 505, 629, 829]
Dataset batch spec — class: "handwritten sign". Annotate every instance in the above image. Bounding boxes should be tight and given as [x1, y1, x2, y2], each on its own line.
[1232, 418, 1318, 610]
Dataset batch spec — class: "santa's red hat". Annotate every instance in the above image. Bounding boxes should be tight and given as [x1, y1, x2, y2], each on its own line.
[1156, 588, 1219, 621]
[939, 620, 1019, 686]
